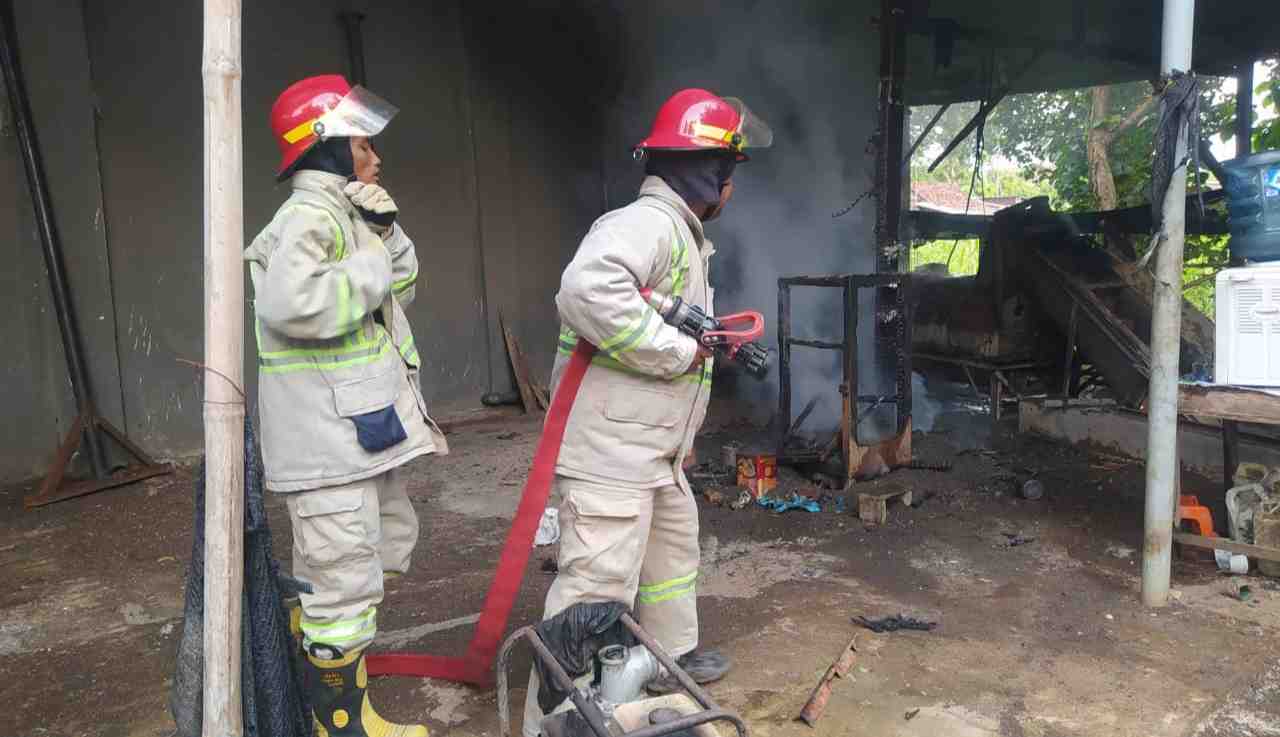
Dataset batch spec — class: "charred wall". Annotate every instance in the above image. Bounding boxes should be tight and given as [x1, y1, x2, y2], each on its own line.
[600, 1, 884, 434]
[0, 0, 881, 483]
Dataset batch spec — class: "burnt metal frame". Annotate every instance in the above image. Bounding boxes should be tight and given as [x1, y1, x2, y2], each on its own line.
[496, 611, 748, 737]
[777, 273, 912, 482]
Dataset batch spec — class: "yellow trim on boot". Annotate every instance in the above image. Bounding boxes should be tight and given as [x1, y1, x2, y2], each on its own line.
[361, 692, 428, 737]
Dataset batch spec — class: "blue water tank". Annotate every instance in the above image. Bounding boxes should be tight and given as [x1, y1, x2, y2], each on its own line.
[1224, 150, 1280, 263]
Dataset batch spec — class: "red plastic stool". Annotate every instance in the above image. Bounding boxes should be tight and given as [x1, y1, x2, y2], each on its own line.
[1178, 494, 1217, 537]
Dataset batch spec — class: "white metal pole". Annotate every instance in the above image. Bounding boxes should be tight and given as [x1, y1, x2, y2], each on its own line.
[1141, 0, 1195, 607]
[201, 0, 245, 734]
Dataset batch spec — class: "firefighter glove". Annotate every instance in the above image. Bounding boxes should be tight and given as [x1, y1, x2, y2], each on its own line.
[343, 181, 398, 232]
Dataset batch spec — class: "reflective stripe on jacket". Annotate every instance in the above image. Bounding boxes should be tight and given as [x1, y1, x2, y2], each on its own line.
[244, 170, 446, 492]
[550, 176, 714, 492]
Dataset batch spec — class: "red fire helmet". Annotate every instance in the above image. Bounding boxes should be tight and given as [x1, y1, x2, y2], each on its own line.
[270, 74, 399, 176]
[634, 88, 773, 161]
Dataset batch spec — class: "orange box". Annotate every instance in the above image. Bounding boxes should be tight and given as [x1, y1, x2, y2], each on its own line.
[737, 453, 777, 498]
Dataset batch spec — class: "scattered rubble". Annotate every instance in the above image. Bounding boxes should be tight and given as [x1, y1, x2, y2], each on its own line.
[854, 614, 937, 633]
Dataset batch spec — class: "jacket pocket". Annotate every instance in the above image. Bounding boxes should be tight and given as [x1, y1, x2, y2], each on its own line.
[333, 369, 408, 453]
[561, 484, 647, 584]
[290, 488, 373, 568]
[603, 388, 681, 428]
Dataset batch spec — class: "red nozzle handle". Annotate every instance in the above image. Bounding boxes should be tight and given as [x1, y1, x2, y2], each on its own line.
[705, 310, 765, 345]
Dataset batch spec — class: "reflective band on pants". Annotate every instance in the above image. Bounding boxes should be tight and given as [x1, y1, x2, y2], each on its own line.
[302, 606, 377, 649]
[637, 571, 697, 604]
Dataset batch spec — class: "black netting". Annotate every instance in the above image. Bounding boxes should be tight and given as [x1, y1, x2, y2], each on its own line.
[1151, 71, 1202, 236]
[170, 417, 312, 737]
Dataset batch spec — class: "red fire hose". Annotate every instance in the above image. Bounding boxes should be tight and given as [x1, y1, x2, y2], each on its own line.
[366, 338, 596, 685]
[366, 293, 766, 685]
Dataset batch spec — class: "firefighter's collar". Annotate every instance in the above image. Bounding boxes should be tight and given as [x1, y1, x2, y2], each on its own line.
[290, 170, 358, 217]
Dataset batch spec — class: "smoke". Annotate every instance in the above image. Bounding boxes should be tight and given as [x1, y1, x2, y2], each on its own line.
[599, 1, 894, 439]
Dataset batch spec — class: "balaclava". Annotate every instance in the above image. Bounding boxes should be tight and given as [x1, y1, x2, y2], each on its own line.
[644, 150, 737, 216]
[280, 136, 353, 181]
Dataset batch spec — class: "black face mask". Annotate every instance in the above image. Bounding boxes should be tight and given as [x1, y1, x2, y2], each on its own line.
[644, 150, 737, 214]
[280, 136, 354, 181]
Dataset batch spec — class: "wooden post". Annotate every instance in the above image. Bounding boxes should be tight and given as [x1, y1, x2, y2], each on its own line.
[202, 1, 245, 736]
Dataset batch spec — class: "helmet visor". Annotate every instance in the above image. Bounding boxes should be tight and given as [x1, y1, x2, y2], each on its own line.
[315, 86, 399, 140]
[724, 97, 773, 149]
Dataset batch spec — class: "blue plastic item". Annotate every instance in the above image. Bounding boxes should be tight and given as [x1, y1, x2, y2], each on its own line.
[757, 493, 821, 513]
[1223, 150, 1280, 263]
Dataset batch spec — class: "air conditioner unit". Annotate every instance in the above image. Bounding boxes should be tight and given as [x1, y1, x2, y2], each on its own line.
[1216, 266, 1280, 386]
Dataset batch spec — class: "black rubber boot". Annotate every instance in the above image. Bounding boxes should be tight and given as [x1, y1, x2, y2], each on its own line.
[646, 649, 731, 694]
[306, 644, 428, 737]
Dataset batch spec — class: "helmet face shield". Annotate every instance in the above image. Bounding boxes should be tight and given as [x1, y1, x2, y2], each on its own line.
[723, 97, 773, 150]
[314, 86, 399, 140]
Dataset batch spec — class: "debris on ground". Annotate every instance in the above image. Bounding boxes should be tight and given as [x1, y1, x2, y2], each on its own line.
[737, 451, 779, 497]
[702, 488, 727, 507]
[854, 614, 937, 633]
[816, 493, 848, 514]
[540, 558, 558, 574]
[688, 461, 736, 490]
[729, 490, 754, 511]
[905, 460, 953, 472]
[905, 708, 921, 721]
[758, 493, 821, 514]
[1020, 479, 1045, 500]
[858, 489, 913, 526]
[495, 431, 519, 440]
[1000, 532, 1036, 548]
[1107, 544, 1138, 560]
[798, 634, 859, 726]
[1225, 579, 1253, 602]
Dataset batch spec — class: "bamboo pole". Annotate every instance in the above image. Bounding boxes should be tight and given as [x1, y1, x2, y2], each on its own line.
[201, 1, 245, 735]
[1141, 0, 1195, 608]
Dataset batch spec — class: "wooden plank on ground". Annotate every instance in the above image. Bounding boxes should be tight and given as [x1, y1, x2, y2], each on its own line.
[1173, 532, 1280, 563]
[499, 310, 539, 415]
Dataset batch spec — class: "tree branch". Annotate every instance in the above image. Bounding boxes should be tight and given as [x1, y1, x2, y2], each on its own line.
[1107, 92, 1161, 142]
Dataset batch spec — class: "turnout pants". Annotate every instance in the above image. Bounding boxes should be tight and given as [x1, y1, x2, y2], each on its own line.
[285, 466, 419, 651]
[523, 476, 700, 736]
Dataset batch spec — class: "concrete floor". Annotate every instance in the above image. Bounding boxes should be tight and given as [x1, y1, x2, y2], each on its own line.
[3, 409, 1280, 737]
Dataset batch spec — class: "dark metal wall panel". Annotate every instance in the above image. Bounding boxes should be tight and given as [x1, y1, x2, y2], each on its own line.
[0, 0, 125, 484]
[599, 0, 883, 429]
[0, 77, 64, 485]
[460, 2, 623, 393]
[78, 0, 560, 463]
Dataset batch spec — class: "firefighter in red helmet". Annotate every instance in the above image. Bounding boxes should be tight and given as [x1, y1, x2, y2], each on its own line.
[522, 88, 772, 735]
[245, 74, 446, 737]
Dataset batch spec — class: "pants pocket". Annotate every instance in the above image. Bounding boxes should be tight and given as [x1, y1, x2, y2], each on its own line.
[290, 488, 374, 568]
[560, 486, 646, 585]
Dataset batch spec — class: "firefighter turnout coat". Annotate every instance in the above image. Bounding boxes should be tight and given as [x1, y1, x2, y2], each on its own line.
[245, 170, 445, 492]
[551, 176, 715, 492]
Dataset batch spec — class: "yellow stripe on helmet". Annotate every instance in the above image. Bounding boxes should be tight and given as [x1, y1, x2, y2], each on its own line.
[283, 118, 319, 144]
